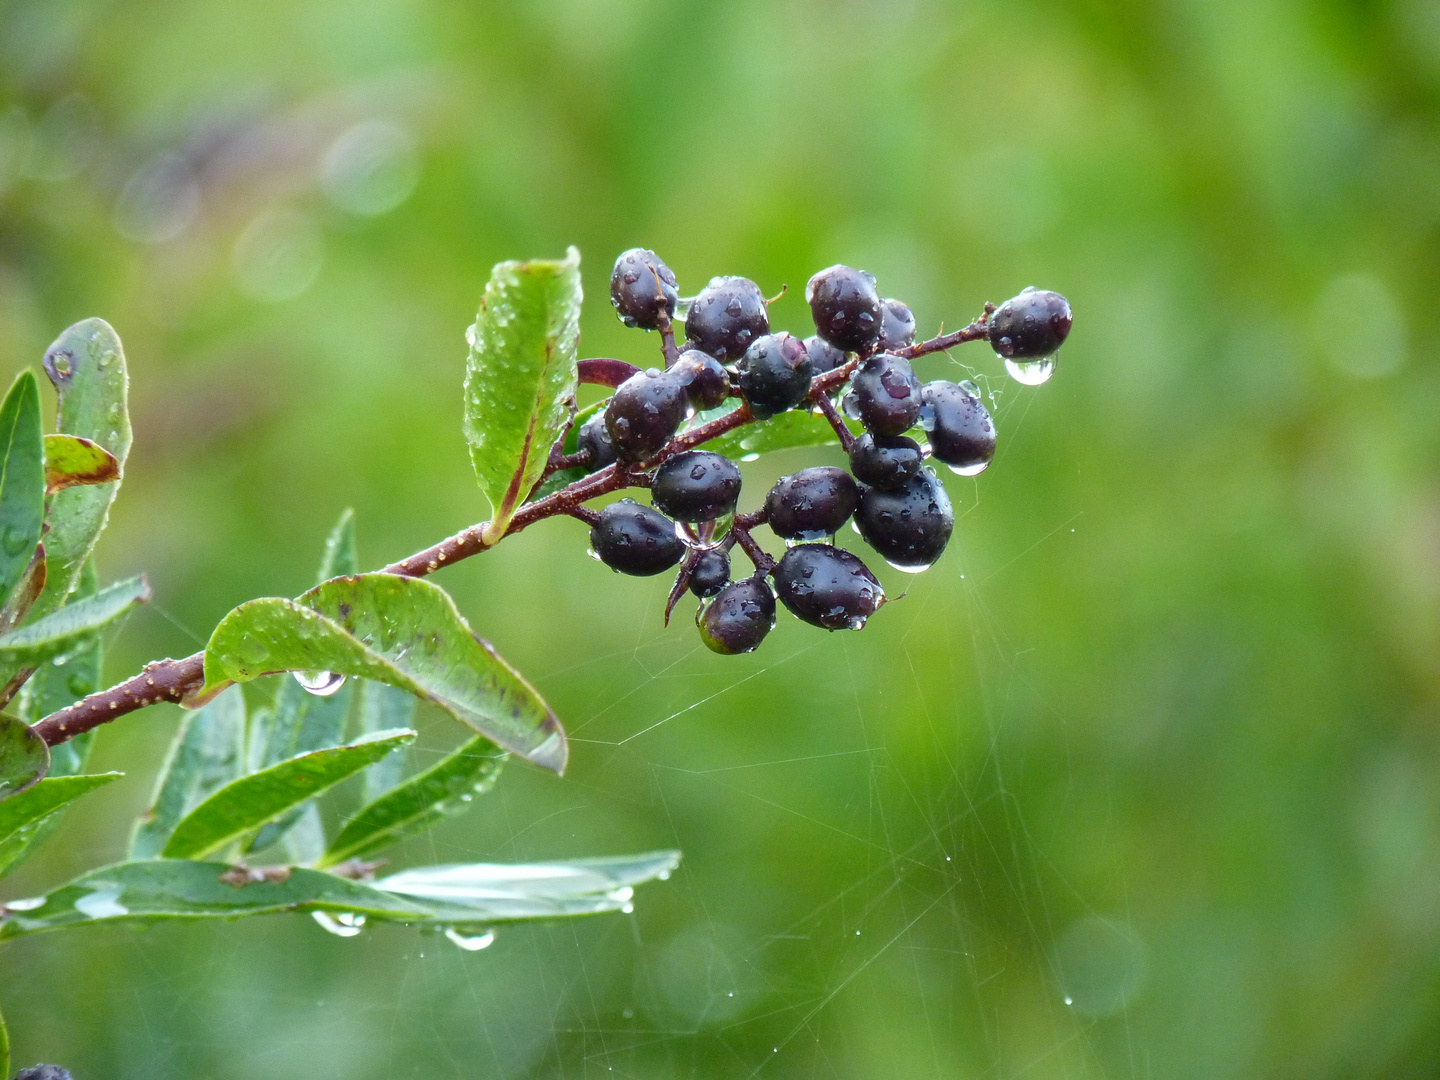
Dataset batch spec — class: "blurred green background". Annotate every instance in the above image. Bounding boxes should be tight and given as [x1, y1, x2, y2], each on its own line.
[4, 0, 1440, 1075]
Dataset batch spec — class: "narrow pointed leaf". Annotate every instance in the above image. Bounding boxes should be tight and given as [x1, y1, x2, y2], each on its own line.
[0, 711, 47, 801]
[701, 407, 857, 461]
[43, 433, 119, 493]
[319, 736, 505, 867]
[36, 319, 132, 614]
[0, 1001, 8, 1080]
[130, 688, 246, 860]
[0, 369, 46, 604]
[355, 679, 416, 800]
[161, 729, 414, 860]
[202, 573, 567, 772]
[379, 851, 682, 903]
[0, 772, 122, 878]
[463, 247, 582, 538]
[317, 507, 357, 582]
[17, 559, 102, 778]
[0, 542, 45, 634]
[0, 575, 149, 666]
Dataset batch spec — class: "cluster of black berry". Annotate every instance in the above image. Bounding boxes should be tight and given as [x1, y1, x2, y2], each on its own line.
[577, 248, 1071, 655]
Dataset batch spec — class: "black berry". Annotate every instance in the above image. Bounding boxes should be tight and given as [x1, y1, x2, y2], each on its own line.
[652, 451, 742, 523]
[605, 368, 688, 462]
[922, 381, 996, 475]
[877, 298, 916, 350]
[576, 410, 616, 471]
[697, 575, 775, 654]
[848, 432, 924, 492]
[988, 287, 1072, 358]
[763, 466, 860, 541]
[672, 349, 730, 410]
[737, 332, 815, 419]
[854, 469, 954, 570]
[688, 547, 730, 597]
[685, 276, 769, 361]
[590, 499, 685, 576]
[806, 264, 883, 353]
[14, 1068, 73, 1080]
[803, 335, 848, 374]
[846, 352, 922, 437]
[773, 544, 885, 631]
[610, 249, 679, 330]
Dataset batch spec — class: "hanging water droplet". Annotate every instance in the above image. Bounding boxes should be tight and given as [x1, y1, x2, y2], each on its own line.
[312, 911, 364, 937]
[464, 323, 478, 347]
[294, 670, 346, 697]
[740, 452, 760, 462]
[1003, 354, 1056, 386]
[918, 403, 937, 432]
[4, 896, 46, 911]
[947, 460, 990, 477]
[444, 927, 495, 951]
[884, 558, 932, 574]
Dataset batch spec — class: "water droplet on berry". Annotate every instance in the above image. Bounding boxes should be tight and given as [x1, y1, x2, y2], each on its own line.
[1003, 355, 1055, 385]
[294, 670, 347, 696]
[885, 558, 932, 574]
[841, 393, 862, 420]
[444, 927, 496, 951]
[918, 404, 937, 432]
[947, 460, 990, 477]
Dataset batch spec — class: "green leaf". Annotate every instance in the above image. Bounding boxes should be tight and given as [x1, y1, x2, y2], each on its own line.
[0, 575, 148, 666]
[0, 711, 47, 802]
[160, 729, 415, 860]
[36, 319, 132, 615]
[0, 850, 682, 940]
[202, 573, 567, 773]
[463, 247, 583, 539]
[0, 772, 122, 878]
[355, 678, 416, 801]
[130, 688, 246, 860]
[317, 507, 357, 582]
[43, 433, 119, 493]
[0, 1000, 8, 1080]
[531, 397, 605, 502]
[700, 407, 856, 462]
[17, 559, 102, 777]
[0, 542, 46, 635]
[319, 736, 505, 867]
[0, 369, 46, 605]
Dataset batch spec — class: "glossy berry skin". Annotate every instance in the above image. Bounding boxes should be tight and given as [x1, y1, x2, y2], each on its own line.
[590, 499, 686, 576]
[803, 335, 848, 374]
[848, 352, 923, 436]
[688, 547, 730, 597]
[652, 451, 742, 523]
[878, 298, 916, 350]
[806, 264, 883, 353]
[697, 575, 776, 654]
[773, 545, 885, 631]
[923, 381, 996, 473]
[576, 410, 616, 471]
[605, 368, 688, 462]
[763, 466, 860, 540]
[610, 249, 679, 330]
[737, 333, 815, 419]
[685, 276, 769, 361]
[854, 470, 954, 570]
[848, 432, 924, 492]
[672, 349, 730, 410]
[988, 287, 1073, 358]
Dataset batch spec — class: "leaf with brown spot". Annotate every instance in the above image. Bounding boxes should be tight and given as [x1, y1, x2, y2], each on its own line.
[43, 434, 119, 494]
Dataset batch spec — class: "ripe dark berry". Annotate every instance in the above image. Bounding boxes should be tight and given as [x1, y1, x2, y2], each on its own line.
[854, 469, 954, 571]
[672, 349, 730, 410]
[803, 335, 848, 374]
[806, 264, 882, 353]
[763, 466, 860, 541]
[688, 547, 730, 597]
[848, 432, 924, 492]
[988, 287, 1072, 358]
[773, 544, 885, 631]
[590, 499, 685, 576]
[685, 276, 769, 361]
[652, 451, 742, 523]
[576, 410, 616, 471]
[14, 1067, 74, 1080]
[877, 298, 916, 350]
[697, 575, 775, 654]
[610, 249, 679, 330]
[922, 380, 995, 476]
[846, 352, 922, 436]
[737, 332, 815, 419]
[605, 368, 688, 462]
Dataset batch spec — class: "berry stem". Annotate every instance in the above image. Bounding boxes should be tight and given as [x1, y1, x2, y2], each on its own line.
[654, 309, 681, 367]
[730, 526, 775, 574]
[894, 315, 991, 360]
[811, 393, 856, 451]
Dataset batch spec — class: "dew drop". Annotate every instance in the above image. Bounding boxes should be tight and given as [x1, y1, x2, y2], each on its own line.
[1, 525, 30, 556]
[5, 896, 46, 911]
[444, 927, 496, 951]
[312, 911, 364, 937]
[947, 460, 990, 477]
[1003, 355, 1056, 386]
[884, 558, 932, 574]
[294, 670, 347, 697]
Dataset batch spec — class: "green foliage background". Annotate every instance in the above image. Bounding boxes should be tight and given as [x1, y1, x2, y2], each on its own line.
[3, 0, 1440, 1075]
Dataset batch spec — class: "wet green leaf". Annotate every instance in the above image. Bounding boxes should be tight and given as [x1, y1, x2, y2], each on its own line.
[161, 729, 414, 860]
[0, 772, 122, 878]
[36, 319, 132, 615]
[130, 688, 246, 860]
[355, 678, 415, 801]
[0, 1000, 8, 1080]
[0, 575, 148, 666]
[463, 247, 582, 538]
[0, 542, 46, 635]
[0, 711, 47, 802]
[319, 736, 505, 867]
[700, 407, 856, 462]
[0, 369, 46, 606]
[530, 397, 605, 502]
[43, 433, 119, 493]
[202, 573, 567, 772]
[17, 560, 102, 778]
